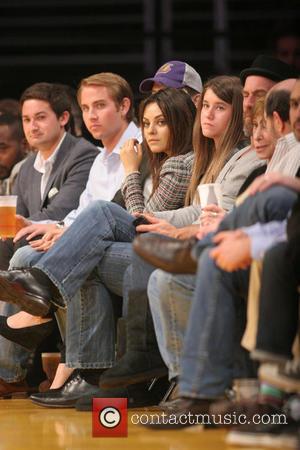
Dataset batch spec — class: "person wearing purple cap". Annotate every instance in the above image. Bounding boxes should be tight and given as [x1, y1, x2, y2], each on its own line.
[139, 60, 203, 107]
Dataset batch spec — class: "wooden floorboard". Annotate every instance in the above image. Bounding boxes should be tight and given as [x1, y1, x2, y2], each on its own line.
[0, 399, 292, 450]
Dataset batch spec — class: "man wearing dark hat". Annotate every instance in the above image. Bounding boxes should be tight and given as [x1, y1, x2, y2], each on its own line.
[139, 60, 203, 107]
[241, 55, 298, 136]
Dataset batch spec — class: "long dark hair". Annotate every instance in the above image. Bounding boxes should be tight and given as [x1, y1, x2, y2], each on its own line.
[139, 88, 196, 194]
[186, 75, 244, 204]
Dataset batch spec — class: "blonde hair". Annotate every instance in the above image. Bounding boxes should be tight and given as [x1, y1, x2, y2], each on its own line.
[252, 95, 266, 122]
[77, 72, 135, 122]
[186, 75, 244, 204]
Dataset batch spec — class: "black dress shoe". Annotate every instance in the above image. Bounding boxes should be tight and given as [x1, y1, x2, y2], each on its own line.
[76, 381, 163, 411]
[0, 316, 54, 352]
[133, 234, 198, 274]
[30, 372, 100, 408]
[143, 397, 214, 429]
[99, 350, 168, 389]
[0, 268, 64, 316]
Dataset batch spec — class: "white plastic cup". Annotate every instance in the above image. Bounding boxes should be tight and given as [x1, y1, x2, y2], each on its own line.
[0, 195, 17, 238]
[197, 183, 222, 207]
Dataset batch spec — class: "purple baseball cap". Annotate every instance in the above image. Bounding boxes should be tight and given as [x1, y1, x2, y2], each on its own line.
[139, 61, 203, 93]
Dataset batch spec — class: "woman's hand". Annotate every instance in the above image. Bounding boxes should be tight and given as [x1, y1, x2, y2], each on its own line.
[199, 204, 226, 227]
[135, 213, 178, 237]
[172, 225, 199, 240]
[120, 139, 143, 175]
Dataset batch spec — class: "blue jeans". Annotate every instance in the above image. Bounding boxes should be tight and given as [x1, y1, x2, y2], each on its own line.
[148, 270, 195, 380]
[65, 242, 133, 368]
[11, 242, 134, 369]
[7, 200, 137, 371]
[32, 200, 136, 302]
[149, 186, 298, 398]
[179, 248, 249, 399]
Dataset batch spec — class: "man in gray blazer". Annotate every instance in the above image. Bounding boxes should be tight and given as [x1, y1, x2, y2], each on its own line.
[0, 82, 98, 397]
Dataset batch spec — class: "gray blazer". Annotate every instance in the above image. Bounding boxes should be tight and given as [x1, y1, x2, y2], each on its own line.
[13, 132, 99, 221]
[155, 146, 265, 227]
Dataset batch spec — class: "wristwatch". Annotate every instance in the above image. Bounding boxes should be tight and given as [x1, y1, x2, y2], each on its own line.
[56, 221, 65, 229]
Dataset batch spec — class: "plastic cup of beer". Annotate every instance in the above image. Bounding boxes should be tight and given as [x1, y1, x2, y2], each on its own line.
[0, 195, 17, 238]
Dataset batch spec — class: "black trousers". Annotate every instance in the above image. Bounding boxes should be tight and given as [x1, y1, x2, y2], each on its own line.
[256, 242, 300, 359]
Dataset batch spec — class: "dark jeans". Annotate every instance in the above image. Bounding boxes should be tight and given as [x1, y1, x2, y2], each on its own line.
[256, 242, 300, 359]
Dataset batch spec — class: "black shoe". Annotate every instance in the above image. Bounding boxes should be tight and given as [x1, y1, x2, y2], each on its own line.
[30, 371, 100, 408]
[143, 397, 214, 429]
[133, 234, 198, 274]
[99, 350, 168, 389]
[76, 380, 167, 411]
[0, 316, 54, 351]
[0, 268, 64, 316]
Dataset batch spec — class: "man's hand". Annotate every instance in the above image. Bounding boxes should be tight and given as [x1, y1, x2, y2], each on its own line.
[247, 172, 300, 196]
[135, 213, 178, 237]
[210, 230, 252, 271]
[28, 227, 66, 252]
[14, 222, 58, 243]
[16, 215, 32, 231]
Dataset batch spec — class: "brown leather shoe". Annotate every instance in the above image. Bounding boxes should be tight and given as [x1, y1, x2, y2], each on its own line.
[0, 377, 37, 399]
[133, 234, 198, 274]
[142, 396, 214, 429]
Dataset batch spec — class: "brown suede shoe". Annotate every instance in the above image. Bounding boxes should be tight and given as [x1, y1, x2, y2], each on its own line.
[133, 234, 198, 274]
[0, 377, 37, 399]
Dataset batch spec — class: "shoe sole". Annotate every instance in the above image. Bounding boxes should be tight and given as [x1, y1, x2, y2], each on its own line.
[30, 397, 76, 408]
[99, 367, 168, 389]
[0, 276, 50, 316]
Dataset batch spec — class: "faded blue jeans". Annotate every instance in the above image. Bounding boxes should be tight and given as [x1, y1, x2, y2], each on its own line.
[148, 186, 298, 398]
[179, 248, 249, 399]
[148, 271, 195, 381]
[9, 200, 137, 370]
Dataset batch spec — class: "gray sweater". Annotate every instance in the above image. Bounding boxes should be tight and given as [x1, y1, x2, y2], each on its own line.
[154, 146, 265, 227]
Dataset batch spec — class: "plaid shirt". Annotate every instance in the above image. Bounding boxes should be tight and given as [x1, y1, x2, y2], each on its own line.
[121, 151, 194, 214]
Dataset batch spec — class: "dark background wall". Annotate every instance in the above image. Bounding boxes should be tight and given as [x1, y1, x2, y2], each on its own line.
[0, 0, 299, 102]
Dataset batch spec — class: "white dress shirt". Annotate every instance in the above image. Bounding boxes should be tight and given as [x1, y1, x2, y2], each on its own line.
[64, 122, 141, 226]
[34, 133, 67, 199]
[243, 220, 287, 260]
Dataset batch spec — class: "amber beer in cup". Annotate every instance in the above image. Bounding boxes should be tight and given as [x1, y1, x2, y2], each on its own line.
[0, 195, 17, 238]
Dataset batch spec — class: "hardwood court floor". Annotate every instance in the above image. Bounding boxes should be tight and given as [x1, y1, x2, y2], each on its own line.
[0, 399, 291, 450]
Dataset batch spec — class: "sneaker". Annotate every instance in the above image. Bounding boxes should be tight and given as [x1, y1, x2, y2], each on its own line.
[226, 421, 299, 448]
[259, 361, 300, 393]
